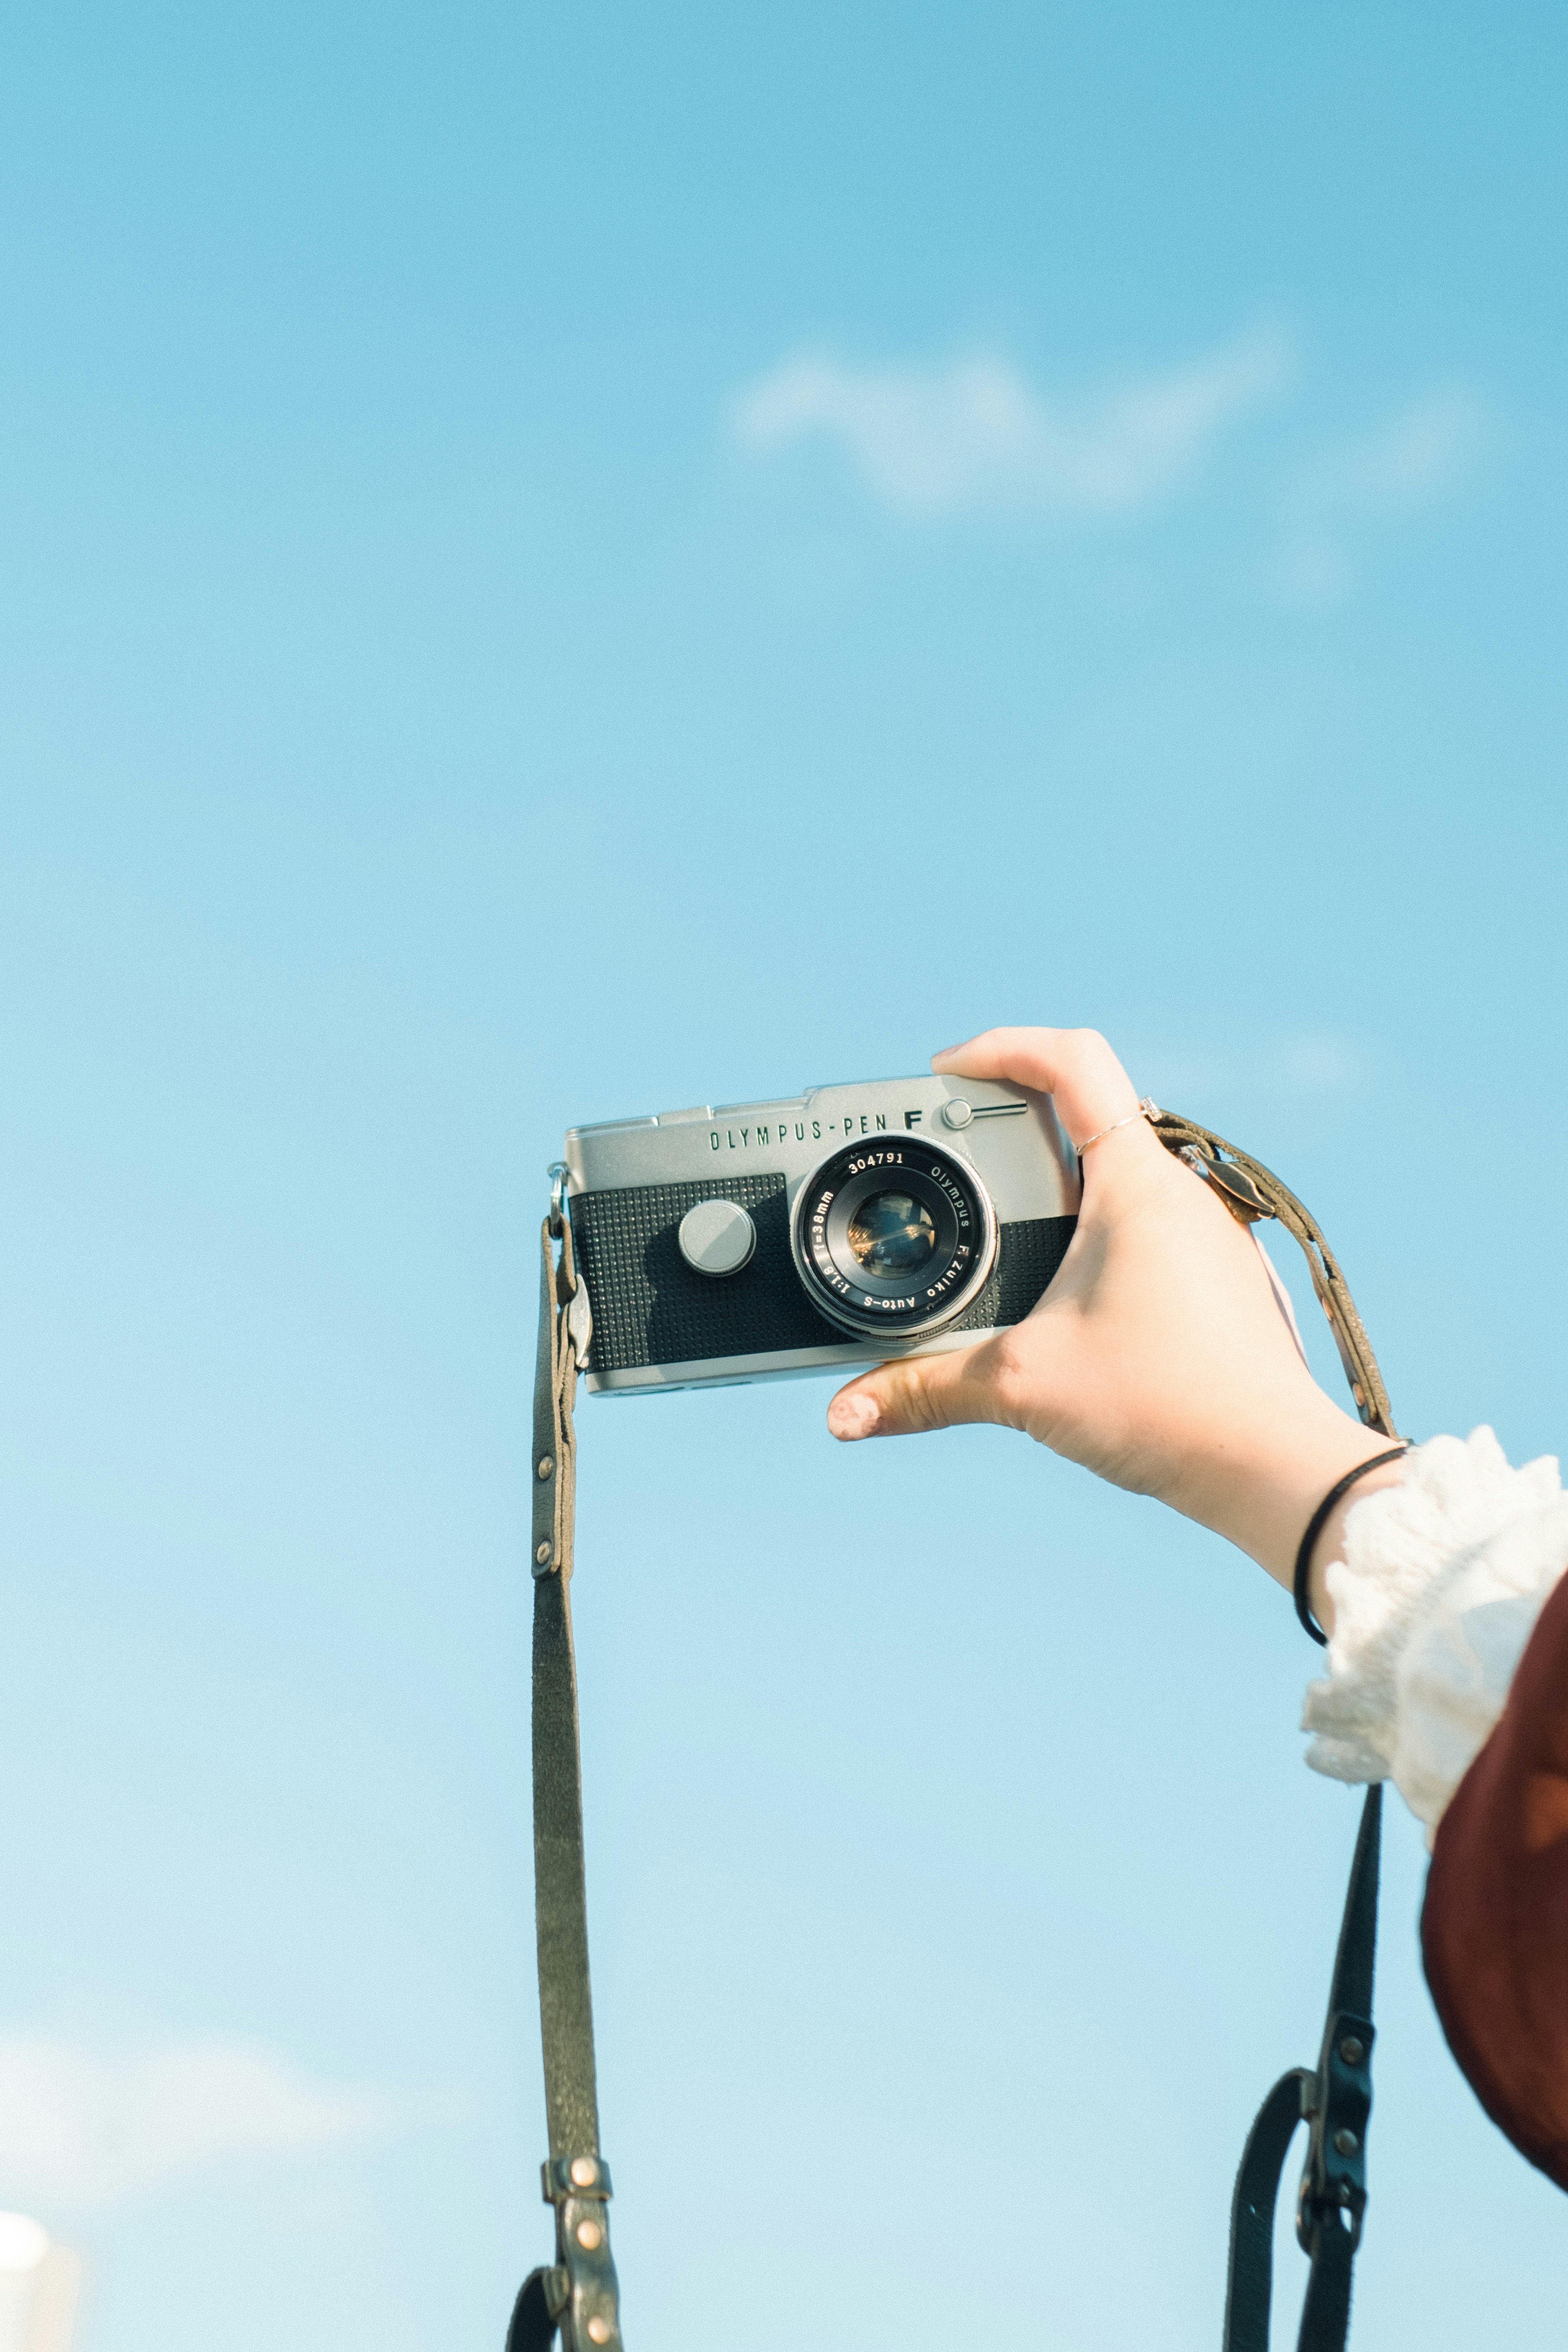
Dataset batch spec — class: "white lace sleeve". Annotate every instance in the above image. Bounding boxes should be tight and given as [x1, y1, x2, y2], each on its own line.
[1301, 1427, 1568, 1845]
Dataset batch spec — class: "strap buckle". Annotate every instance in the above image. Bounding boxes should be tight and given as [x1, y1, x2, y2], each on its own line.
[1176, 1142, 1275, 1226]
[542, 2154, 621, 2349]
[506, 2158, 622, 2349]
[1297, 2011, 1374, 2255]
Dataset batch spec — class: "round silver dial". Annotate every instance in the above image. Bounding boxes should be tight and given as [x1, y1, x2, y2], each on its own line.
[677, 1198, 757, 1277]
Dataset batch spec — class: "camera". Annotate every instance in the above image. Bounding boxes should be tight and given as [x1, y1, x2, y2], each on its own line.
[559, 1074, 1081, 1395]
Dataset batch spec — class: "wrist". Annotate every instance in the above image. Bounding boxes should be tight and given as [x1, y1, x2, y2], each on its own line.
[1180, 1407, 1406, 1604]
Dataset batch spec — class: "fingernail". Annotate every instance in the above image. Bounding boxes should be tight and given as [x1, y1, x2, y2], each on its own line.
[930, 1045, 962, 1068]
[828, 1393, 880, 1440]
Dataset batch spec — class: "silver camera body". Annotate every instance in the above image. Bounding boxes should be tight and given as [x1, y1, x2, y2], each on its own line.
[561, 1073, 1081, 1396]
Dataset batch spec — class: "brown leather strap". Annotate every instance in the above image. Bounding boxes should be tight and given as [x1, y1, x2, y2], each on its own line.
[510, 1203, 624, 2352]
[532, 1205, 581, 1590]
[1147, 1110, 1399, 1443]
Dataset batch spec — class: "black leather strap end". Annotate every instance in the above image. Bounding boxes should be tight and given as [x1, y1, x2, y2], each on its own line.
[1293, 1448, 1411, 1645]
[1222, 2066, 1313, 2352]
[506, 2268, 563, 2352]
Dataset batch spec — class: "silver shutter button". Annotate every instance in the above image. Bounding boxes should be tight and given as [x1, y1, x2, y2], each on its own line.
[677, 1198, 757, 1277]
[941, 1098, 973, 1129]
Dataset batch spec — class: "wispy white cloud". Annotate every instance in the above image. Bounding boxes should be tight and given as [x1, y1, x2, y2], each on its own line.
[730, 328, 1294, 519]
[1269, 1032, 1371, 1095]
[0, 2035, 400, 2209]
[1278, 387, 1486, 600]
[1343, 388, 1485, 499]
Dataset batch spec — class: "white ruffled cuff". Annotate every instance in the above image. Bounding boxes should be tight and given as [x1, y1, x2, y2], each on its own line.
[1301, 1427, 1568, 1844]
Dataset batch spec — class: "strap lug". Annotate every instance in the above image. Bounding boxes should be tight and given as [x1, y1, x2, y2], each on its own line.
[540, 2152, 622, 2349]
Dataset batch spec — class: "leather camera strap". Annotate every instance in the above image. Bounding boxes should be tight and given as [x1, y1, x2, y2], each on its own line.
[1146, 1109, 1397, 2352]
[506, 1206, 624, 2352]
[1145, 1109, 1396, 1438]
[508, 1112, 1399, 2352]
[1222, 1785, 1381, 2352]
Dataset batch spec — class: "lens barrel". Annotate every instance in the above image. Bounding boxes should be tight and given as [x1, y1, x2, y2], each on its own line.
[791, 1138, 998, 1340]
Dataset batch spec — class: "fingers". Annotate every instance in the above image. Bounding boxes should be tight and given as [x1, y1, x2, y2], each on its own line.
[826, 1339, 1001, 1442]
[931, 1027, 1138, 1152]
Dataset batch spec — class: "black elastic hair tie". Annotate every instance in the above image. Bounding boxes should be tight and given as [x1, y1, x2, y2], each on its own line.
[1294, 1445, 1412, 1645]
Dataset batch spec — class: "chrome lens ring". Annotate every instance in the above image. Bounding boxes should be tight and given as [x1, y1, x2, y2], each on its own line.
[791, 1137, 998, 1340]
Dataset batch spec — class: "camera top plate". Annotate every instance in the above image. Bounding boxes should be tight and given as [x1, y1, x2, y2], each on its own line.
[564, 1074, 1078, 1228]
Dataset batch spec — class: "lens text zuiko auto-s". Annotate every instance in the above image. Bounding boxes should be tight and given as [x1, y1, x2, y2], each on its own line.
[558, 1075, 1081, 1395]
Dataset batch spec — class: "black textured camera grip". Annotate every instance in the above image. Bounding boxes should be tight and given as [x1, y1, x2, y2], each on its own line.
[570, 1178, 1076, 1376]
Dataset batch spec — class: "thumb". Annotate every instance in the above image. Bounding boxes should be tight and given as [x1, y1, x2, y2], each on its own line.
[826, 1338, 1002, 1441]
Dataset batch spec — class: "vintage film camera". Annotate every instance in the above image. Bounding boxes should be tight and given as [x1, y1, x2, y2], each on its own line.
[559, 1074, 1082, 1395]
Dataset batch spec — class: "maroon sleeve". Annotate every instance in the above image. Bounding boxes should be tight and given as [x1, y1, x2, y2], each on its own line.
[1422, 1566, 1568, 2189]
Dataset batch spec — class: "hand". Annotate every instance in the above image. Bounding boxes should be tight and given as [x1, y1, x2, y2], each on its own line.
[826, 1028, 1401, 1621]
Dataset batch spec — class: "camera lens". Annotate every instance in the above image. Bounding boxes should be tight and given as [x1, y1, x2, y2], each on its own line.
[791, 1139, 998, 1341]
[846, 1192, 938, 1277]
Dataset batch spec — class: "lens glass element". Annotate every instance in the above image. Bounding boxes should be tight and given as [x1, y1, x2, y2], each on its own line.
[792, 1138, 997, 1340]
[846, 1191, 937, 1276]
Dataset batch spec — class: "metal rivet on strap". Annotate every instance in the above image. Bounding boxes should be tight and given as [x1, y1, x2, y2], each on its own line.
[570, 2156, 598, 2187]
[537, 1456, 555, 1481]
[1339, 2036, 1365, 2066]
[536, 1541, 553, 1567]
[1333, 2128, 1359, 2156]
[586, 2322, 612, 2345]
[577, 2220, 602, 2249]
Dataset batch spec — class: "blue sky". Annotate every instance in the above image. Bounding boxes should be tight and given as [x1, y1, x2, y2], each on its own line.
[3, 3, 1567, 2345]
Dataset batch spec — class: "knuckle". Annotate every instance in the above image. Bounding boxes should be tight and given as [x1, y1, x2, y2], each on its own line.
[898, 1365, 948, 1433]
[866, 1367, 912, 1431]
